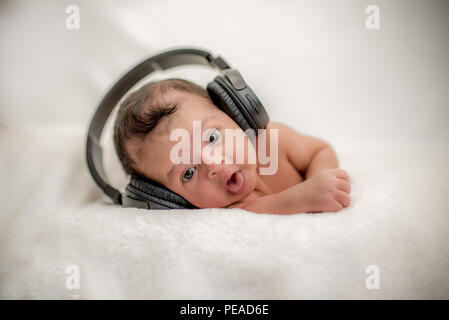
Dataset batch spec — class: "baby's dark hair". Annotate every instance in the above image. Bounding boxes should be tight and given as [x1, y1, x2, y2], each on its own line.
[114, 78, 211, 176]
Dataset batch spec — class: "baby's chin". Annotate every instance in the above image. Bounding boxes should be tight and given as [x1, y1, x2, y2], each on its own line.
[195, 184, 256, 209]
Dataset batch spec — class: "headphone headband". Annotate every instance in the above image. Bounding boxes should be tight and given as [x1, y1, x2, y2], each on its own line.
[86, 48, 231, 205]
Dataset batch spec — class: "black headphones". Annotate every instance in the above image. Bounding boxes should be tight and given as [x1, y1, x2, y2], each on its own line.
[86, 47, 269, 209]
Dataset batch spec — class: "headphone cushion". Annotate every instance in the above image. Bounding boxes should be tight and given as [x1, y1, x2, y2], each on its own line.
[128, 174, 196, 209]
[207, 81, 252, 132]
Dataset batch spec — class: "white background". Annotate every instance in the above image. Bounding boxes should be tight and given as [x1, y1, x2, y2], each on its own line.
[1, 0, 448, 147]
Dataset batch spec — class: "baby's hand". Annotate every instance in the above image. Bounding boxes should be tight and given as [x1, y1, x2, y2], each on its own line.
[301, 169, 351, 213]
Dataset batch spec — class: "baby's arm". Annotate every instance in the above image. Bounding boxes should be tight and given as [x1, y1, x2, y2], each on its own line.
[269, 122, 339, 179]
[303, 144, 339, 179]
[233, 123, 350, 214]
[231, 168, 351, 214]
[231, 181, 310, 214]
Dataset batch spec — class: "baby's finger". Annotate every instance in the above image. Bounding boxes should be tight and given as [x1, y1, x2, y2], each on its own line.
[337, 180, 351, 194]
[334, 169, 350, 182]
[329, 200, 343, 212]
[335, 190, 351, 207]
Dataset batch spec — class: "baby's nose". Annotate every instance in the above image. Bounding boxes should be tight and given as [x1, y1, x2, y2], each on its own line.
[202, 152, 225, 178]
[206, 163, 222, 178]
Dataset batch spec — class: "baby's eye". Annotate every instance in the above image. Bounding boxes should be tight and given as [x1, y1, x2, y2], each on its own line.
[208, 128, 221, 144]
[182, 167, 196, 182]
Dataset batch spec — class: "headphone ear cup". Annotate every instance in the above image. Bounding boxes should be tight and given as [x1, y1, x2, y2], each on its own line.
[126, 174, 197, 209]
[207, 81, 252, 132]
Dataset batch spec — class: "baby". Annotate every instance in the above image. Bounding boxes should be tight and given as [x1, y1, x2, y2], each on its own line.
[114, 79, 351, 214]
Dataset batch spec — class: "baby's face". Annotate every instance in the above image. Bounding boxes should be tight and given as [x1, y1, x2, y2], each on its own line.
[127, 90, 258, 208]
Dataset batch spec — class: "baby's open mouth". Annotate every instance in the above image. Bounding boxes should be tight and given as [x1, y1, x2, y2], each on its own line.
[226, 170, 245, 195]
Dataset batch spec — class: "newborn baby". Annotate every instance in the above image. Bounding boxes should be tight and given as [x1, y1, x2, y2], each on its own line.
[114, 78, 351, 214]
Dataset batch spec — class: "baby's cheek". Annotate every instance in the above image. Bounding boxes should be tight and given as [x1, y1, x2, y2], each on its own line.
[193, 184, 230, 208]
[241, 137, 257, 165]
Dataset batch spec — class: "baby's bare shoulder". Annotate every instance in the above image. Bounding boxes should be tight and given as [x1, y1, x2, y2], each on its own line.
[266, 121, 301, 136]
[266, 122, 333, 175]
[266, 121, 329, 148]
[266, 121, 293, 131]
[265, 121, 302, 149]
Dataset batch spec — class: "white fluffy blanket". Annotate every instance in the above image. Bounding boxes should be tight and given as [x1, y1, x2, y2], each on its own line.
[0, 126, 448, 299]
[1, 0, 448, 299]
